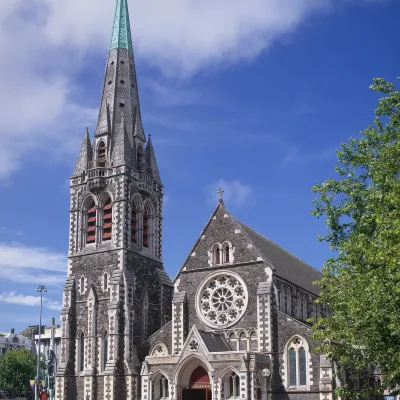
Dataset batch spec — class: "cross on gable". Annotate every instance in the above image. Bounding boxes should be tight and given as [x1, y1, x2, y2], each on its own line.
[217, 188, 224, 200]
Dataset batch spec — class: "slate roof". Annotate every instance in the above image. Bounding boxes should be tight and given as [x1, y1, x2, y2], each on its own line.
[234, 218, 322, 296]
[198, 331, 232, 352]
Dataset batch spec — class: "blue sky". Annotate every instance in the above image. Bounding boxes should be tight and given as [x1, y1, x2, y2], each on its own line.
[0, 0, 398, 333]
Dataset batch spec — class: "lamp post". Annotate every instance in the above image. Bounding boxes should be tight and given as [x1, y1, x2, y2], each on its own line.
[35, 285, 47, 400]
[262, 368, 270, 400]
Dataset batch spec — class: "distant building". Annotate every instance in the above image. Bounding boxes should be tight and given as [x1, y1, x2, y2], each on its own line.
[33, 318, 61, 373]
[0, 328, 32, 355]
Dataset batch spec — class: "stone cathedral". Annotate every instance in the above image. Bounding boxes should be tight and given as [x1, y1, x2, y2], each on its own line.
[56, 0, 335, 399]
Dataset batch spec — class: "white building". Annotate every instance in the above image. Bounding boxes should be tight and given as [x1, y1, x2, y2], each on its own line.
[34, 318, 61, 373]
[0, 328, 32, 355]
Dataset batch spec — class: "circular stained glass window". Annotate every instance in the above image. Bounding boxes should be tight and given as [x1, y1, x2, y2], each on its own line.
[196, 272, 248, 329]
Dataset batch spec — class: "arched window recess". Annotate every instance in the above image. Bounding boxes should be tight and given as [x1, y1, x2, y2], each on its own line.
[286, 336, 308, 389]
[131, 202, 138, 244]
[86, 200, 96, 244]
[98, 141, 106, 168]
[102, 198, 112, 241]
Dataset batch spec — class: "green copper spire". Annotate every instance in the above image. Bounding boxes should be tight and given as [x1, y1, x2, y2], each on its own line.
[110, 0, 133, 53]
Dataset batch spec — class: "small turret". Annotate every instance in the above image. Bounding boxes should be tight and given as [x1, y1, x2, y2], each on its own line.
[145, 134, 161, 183]
[73, 128, 93, 176]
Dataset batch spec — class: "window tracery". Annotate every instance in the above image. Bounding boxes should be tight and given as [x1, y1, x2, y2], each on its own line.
[197, 272, 248, 329]
[286, 336, 308, 389]
[151, 343, 167, 357]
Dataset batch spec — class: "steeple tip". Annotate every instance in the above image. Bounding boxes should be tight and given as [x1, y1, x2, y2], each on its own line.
[110, 0, 133, 53]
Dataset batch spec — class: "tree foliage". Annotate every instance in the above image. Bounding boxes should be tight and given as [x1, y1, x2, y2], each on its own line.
[0, 350, 38, 397]
[312, 77, 400, 397]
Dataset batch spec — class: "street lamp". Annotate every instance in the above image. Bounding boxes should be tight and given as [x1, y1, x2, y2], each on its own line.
[35, 285, 47, 400]
[262, 368, 270, 400]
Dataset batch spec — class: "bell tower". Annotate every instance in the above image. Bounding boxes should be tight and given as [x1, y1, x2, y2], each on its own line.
[55, 1, 173, 399]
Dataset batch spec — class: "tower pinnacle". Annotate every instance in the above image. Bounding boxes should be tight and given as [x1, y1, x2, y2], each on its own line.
[95, 0, 145, 143]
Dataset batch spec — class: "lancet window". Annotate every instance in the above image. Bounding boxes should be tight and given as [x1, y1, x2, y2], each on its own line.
[86, 201, 96, 244]
[287, 336, 308, 388]
[102, 198, 112, 241]
[143, 209, 149, 248]
[98, 141, 106, 167]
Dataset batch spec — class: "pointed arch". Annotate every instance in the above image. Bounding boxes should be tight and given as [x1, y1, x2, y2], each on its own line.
[249, 330, 258, 351]
[219, 367, 241, 399]
[227, 331, 237, 351]
[283, 334, 311, 389]
[97, 140, 106, 167]
[103, 272, 109, 291]
[142, 200, 155, 252]
[238, 331, 247, 351]
[82, 195, 97, 245]
[102, 196, 112, 241]
[131, 194, 142, 245]
[221, 241, 233, 264]
[151, 370, 170, 400]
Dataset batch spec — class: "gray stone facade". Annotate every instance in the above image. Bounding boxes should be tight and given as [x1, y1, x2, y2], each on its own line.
[55, 1, 172, 399]
[56, 0, 335, 399]
[142, 201, 334, 400]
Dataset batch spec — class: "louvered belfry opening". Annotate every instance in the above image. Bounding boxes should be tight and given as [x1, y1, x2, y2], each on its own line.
[87, 202, 96, 244]
[143, 209, 149, 248]
[98, 141, 106, 167]
[102, 198, 112, 241]
[131, 204, 137, 243]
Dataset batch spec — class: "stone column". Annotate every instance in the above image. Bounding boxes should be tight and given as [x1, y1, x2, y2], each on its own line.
[55, 277, 75, 400]
[257, 282, 272, 352]
[172, 291, 186, 354]
[319, 355, 333, 400]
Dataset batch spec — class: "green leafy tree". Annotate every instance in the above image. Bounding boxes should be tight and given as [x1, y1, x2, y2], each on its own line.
[312, 77, 400, 398]
[0, 349, 39, 397]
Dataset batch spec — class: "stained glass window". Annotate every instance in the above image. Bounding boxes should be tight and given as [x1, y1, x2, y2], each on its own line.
[289, 348, 296, 386]
[299, 347, 307, 385]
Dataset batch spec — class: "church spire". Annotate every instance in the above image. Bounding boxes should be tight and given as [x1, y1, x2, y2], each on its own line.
[95, 0, 145, 143]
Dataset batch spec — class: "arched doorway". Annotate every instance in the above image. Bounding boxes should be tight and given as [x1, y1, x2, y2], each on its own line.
[182, 366, 211, 400]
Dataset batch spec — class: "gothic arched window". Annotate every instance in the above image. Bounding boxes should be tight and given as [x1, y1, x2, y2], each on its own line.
[239, 332, 247, 351]
[98, 141, 106, 167]
[86, 201, 96, 244]
[103, 331, 108, 370]
[215, 247, 220, 264]
[80, 276, 85, 294]
[131, 203, 137, 244]
[250, 330, 258, 351]
[102, 198, 112, 241]
[143, 209, 149, 248]
[287, 336, 308, 388]
[225, 245, 230, 263]
[229, 373, 240, 397]
[79, 333, 85, 372]
[228, 332, 237, 351]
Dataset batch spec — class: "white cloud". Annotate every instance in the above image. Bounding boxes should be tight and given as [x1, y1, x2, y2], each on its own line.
[0, 292, 62, 311]
[0, 243, 67, 286]
[0, 0, 389, 179]
[206, 178, 253, 206]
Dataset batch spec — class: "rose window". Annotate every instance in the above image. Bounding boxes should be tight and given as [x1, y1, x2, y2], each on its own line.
[197, 272, 248, 328]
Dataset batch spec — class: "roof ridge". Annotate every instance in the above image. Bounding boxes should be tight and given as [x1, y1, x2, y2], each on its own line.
[234, 217, 322, 277]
